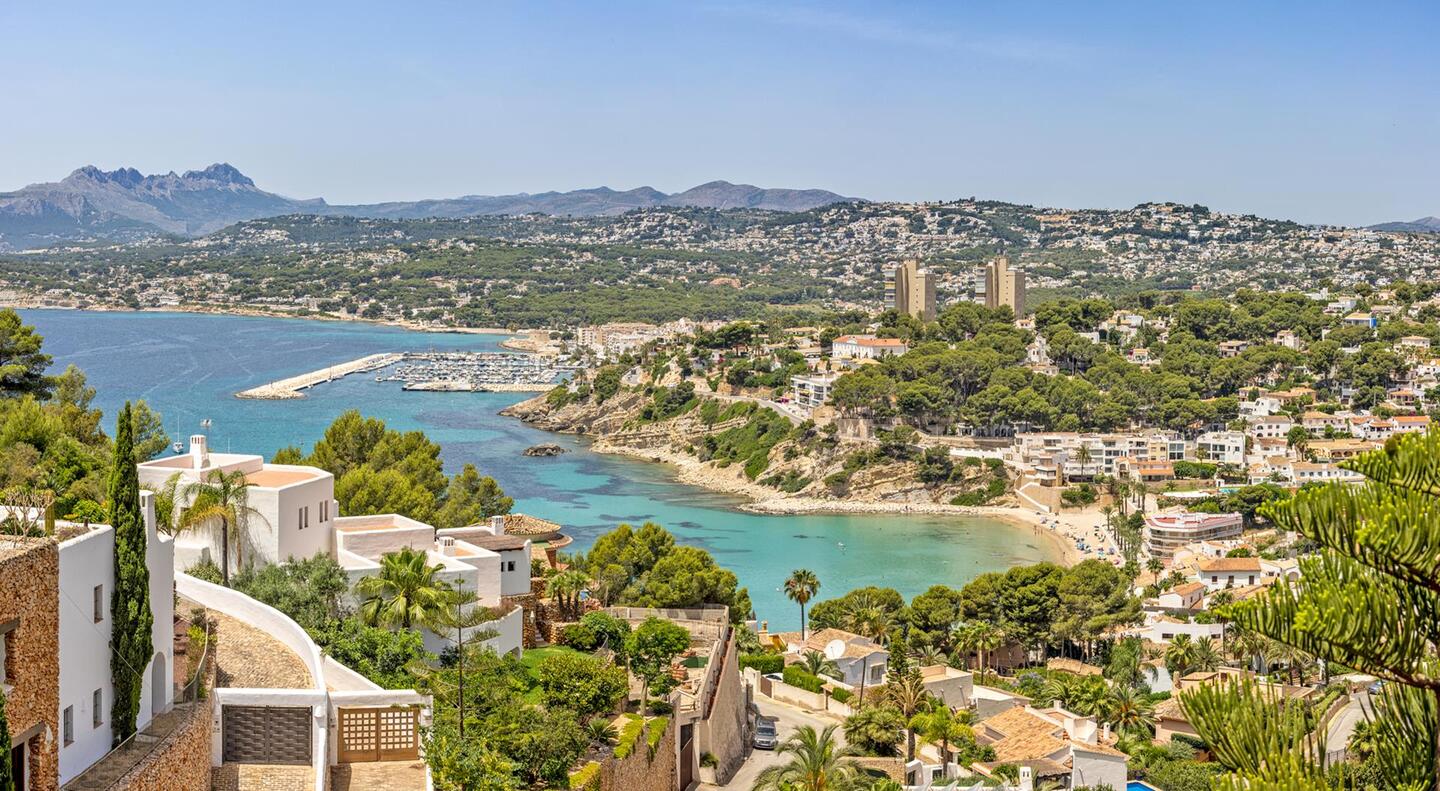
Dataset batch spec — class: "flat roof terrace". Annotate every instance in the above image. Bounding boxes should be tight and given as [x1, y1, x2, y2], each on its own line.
[244, 468, 326, 487]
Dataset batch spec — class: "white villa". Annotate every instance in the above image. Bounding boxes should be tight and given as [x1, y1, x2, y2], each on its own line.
[140, 435, 528, 656]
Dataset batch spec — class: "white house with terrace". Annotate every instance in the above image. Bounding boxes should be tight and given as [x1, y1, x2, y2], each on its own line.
[139, 435, 527, 656]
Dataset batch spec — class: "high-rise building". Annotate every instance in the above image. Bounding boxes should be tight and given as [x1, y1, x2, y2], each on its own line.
[984, 255, 1026, 317]
[883, 259, 936, 321]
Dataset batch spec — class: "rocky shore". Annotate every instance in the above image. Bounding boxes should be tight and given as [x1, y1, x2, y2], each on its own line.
[504, 390, 1094, 565]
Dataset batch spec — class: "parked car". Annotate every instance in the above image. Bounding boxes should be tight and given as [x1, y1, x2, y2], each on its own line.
[752, 718, 779, 750]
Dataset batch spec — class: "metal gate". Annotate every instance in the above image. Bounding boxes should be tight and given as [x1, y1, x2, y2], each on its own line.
[222, 706, 312, 764]
[337, 707, 420, 763]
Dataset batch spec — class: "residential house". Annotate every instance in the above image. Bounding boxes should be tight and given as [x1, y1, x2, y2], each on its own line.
[1246, 415, 1294, 441]
[973, 706, 1128, 790]
[831, 335, 908, 361]
[1301, 411, 1349, 435]
[779, 628, 889, 688]
[1195, 557, 1263, 591]
[1274, 330, 1303, 351]
[1195, 431, 1245, 465]
[1342, 312, 1378, 329]
[791, 373, 840, 410]
[1, 493, 176, 790]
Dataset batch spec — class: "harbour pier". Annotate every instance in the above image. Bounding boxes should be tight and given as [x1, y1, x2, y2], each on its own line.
[235, 352, 404, 399]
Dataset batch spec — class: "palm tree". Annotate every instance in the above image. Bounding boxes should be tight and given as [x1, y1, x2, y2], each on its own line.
[961, 622, 1005, 684]
[844, 604, 894, 705]
[884, 669, 930, 760]
[752, 724, 865, 791]
[1192, 636, 1223, 673]
[1146, 557, 1164, 577]
[910, 644, 946, 668]
[801, 650, 840, 680]
[179, 468, 262, 585]
[546, 569, 590, 620]
[785, 569, 821, 640]
[1103, 685, 1156, 737]
[1164, 634, 1197, 679]
[355, 547, 453, 629]
[910, 704, 973, 765]
[151, 472, 184, 535]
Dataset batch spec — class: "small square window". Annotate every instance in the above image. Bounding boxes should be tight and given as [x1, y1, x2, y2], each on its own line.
[63, 706, 74, 745]
[93, 585, 104, 623]
[93, 689, 103, 728]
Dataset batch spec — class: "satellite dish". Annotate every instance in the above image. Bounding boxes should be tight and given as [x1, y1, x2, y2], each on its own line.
[824, 640, 846, 661]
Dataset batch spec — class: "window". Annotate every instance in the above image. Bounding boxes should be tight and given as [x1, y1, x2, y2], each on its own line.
[298, 505, 309, 529]
[63, 706, 74, 745]
[504, 561, 516, 573]
[320, 500, 329, 522]
[92, 689, 103, 727]
[93, 585, 104, 623]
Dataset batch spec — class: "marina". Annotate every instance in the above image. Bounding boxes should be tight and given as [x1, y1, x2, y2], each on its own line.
[380, 350, 577, 392]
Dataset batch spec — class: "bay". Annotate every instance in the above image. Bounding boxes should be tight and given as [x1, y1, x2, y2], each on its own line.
[20, 309, 1058, 628]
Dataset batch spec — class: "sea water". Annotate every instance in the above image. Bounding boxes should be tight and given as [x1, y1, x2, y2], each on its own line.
[21, 309, 1058, 627]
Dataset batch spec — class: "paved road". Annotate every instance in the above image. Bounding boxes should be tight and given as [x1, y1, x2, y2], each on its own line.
[702, 696, 843, 790]
[1325, 692, 1370, 756]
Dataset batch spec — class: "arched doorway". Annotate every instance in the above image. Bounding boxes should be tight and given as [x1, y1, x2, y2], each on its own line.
[151, 652, 167, 715]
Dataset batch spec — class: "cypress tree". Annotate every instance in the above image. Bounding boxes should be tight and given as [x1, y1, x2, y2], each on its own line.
[0, 685, 13, 791]
[108, 402, 153, 742]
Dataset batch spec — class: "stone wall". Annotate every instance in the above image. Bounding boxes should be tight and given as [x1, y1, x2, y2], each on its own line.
[699, 634, 749, 785]
[111, 701, 213, 791]
[600, 716, 676, 791]
[1, 538, 60, 791]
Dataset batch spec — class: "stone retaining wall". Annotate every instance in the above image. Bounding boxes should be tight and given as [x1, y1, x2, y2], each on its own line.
[0, 538, 60, 791]
[600, 717, 676, 791]
[110, 701, 212, 791]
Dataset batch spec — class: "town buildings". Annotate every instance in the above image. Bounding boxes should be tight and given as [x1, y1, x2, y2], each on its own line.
[983, 255, 1026, 317]
[884, 259, 937, 321]
[1143, 510, 1244, 556]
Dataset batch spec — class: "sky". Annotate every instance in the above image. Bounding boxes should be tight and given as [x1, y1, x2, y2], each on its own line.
[0, 1, 1435, 226]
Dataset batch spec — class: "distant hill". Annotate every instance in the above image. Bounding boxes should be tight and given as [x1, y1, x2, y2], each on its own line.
[1369, 216, 1440, 233]
[0, 164, 859, 249]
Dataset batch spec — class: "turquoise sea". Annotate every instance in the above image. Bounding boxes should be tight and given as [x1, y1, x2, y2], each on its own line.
[19, 309, 1058, 628]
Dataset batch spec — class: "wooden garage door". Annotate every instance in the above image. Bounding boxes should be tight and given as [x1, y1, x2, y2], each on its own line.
[222, 706, 312, 764]
[337, 707, 420, 763]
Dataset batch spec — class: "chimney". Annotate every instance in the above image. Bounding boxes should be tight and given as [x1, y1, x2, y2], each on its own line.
[1019, 766, 1033, 791]
[1102, 722, 1110, 740]
[190, 435, 209, 468]
[490, 514, 506, 535]
[439, 536, 456, 556]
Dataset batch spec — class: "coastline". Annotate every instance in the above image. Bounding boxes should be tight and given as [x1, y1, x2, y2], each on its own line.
[6, 300, 520, 337]
[587, 437, 1094, 567]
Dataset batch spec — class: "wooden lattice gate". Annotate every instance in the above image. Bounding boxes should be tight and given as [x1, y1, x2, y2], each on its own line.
[337, 707, 420, 763]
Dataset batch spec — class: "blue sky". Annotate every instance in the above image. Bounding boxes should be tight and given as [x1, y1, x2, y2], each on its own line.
[1, 1, 1435, 225]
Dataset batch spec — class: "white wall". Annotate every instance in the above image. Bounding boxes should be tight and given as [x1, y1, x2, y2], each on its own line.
[1071, 751, 1126, 790]
[56, 492, 174, 785]
[57, 523, 115, 784]
[498, 547, 531, 597]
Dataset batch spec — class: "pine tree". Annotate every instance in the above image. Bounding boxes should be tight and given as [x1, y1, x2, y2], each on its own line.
[0, 685, 14, 791]
[109, 402, 154, 743]
[1184, 428, 1440, 791]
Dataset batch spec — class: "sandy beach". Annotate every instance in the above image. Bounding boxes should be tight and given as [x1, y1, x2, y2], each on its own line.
[588, 439, 1117, 567]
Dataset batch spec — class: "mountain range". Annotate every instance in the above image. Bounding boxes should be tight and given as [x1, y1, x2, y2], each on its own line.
[0, 164, 857, 249]
[1368, 216, 1440, 234]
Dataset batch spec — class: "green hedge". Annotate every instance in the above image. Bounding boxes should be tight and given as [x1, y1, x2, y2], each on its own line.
[783, 664, 825, 693]
[829, 687, 853, 703]
[646, 716, 669, 758]
[739, 653, 785, 674]
[568, 761, 601, 790]
[614, 715, 645, 759]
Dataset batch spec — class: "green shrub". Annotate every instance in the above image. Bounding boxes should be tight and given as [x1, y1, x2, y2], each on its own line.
[568, 760, 601, 790]
[739, 653, 784, 674]
[559, 622, 599, 650]
[829, 687, 853, 703]
[613, 715, 646, 759]
[645, 716, 669, 758]
[783, 664, 825, 693]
